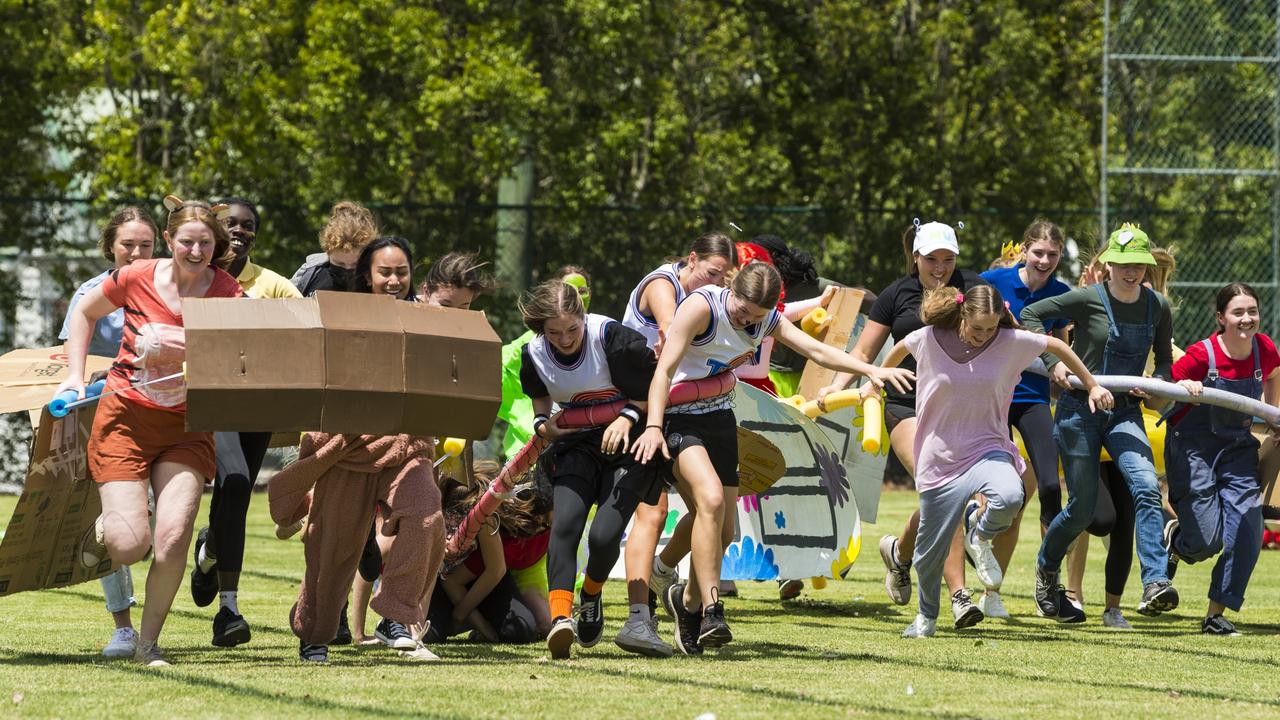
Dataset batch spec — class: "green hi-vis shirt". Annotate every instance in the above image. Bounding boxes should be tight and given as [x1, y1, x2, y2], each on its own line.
[1020, 283, 1174, 380]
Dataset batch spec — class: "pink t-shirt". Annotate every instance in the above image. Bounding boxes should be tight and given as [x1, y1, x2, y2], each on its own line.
[903, 326, 1048, 491]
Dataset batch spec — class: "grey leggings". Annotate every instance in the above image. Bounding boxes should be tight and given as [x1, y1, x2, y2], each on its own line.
[914, 452, 1026, 620]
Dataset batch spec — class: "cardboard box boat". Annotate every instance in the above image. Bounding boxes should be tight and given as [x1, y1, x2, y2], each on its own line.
[183, 291, 501, 438]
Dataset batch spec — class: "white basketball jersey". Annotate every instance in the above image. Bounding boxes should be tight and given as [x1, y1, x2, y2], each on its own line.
[622, 262, 686, 349]
[527, 313, 623, 407]
[671, 286, 780, 413]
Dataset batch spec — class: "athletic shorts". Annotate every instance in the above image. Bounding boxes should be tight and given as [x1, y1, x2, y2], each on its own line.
[884, 401, 917, 433]
[88, 392, 216, 482]
[662, 409, 739, 488]
[510, 555, 549, 597]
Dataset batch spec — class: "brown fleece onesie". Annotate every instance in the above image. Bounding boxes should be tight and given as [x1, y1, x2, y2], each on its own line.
[269, 432, 444, 645]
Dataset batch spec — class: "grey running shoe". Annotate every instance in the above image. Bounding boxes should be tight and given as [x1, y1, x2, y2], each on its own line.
[299, 641, 329, 663]
[698, 600, 732, 648]
[879, 535, 912, 606]
[951, 588, 985, 628]
[614, 617, 674, 657]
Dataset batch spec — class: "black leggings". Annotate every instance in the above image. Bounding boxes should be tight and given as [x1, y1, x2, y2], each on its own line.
[1086, 462, 1135, 597]
[1008, 403, 1061, 528]
[209, 431, 272, 573]
[425, 573, 538, 644]
[548, 471, 645, 593]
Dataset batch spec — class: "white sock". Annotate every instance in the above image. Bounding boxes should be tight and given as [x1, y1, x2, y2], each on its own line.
[197, 544, 217, 573]
[629, 603, 651, 623]
[219, 591, 238, 615]
[653, 556, 674, 576]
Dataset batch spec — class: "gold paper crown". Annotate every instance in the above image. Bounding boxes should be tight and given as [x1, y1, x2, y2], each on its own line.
[1000, 241, 1023, 265]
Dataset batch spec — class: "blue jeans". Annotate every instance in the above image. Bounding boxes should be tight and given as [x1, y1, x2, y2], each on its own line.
[1038, 394, 1169, 586]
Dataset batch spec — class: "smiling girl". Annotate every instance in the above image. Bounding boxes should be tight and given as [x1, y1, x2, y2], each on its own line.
[354, 236, 415, 300]
[58, 206, 158, 659]
[633, 262, 913, 654]
[975, 219, 1072, 617]
[1022, 223, 1179, 623]
[57, 198, 244, 666]
[816, 221, 989, 628]
[1164, 283, 1280, 635]
[865, 284, 1109, 637]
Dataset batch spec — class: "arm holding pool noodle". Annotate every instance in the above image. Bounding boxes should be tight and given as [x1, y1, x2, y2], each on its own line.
[443, 372, 738, 562]
[1024, 358, 1280, 425]
[48, 365, 187, 418]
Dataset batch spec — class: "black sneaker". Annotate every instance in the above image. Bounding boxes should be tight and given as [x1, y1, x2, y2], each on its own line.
[212, 606, 252, 647]
[1137, 581, 1180, 616]
[359, 527, 382, 583]
[332, 602, 353, 645]
[190, 527, 219, 608]
[1201, 614, 1241, 636]
[669, 582, 703, 656]
[647, 589, 659, 633]
[1034, 566, 1061, 618]
[1055, 593, 1086, 624]
[698, 600, 733, 647]
[299, 640, 329, 663]
[576, 593, 604, 648]
[375, 617, 417, 650]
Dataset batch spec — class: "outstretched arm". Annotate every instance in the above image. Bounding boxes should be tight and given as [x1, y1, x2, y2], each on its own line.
[774, 317, 913, 394]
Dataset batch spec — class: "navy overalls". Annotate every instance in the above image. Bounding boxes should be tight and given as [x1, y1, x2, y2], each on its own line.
[1165, 336, 1265, 611]
[1040, 285, 1168, 584]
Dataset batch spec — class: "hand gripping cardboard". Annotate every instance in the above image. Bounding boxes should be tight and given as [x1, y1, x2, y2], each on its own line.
[182, 291, 501, 438]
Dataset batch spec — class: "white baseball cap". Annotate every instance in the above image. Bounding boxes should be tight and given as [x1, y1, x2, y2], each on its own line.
[912, 222, 960, 256]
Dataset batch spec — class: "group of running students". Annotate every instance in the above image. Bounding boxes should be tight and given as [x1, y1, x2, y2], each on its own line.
[49, 196, 1274, 666]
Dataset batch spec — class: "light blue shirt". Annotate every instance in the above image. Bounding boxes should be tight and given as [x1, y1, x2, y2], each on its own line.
[59, 270, 125, 358]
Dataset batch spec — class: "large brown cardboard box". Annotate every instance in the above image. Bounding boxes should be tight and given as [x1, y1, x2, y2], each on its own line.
[183, 292, 501, 438]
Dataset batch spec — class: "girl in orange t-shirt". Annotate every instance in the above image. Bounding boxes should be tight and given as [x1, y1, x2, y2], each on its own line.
[56, 198, 243, 666]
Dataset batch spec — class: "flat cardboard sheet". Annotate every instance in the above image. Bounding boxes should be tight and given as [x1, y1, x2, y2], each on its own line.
[0, 347, 113, 417]
[0, 406, 115, 596]
[796, 288, 866, 401]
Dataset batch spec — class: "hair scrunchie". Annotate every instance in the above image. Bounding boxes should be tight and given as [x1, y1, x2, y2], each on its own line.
[955, 293, 965, 304]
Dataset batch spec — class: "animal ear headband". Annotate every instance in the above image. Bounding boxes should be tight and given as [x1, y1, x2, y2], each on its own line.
[163, 194, 230, 220]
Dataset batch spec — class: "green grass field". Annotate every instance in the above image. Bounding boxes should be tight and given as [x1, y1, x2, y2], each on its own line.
[1, 490, 1278, 719]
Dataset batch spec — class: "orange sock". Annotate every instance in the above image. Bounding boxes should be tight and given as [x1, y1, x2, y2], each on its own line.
[550, 589, 574, 620]
[582, 576, 605, 597]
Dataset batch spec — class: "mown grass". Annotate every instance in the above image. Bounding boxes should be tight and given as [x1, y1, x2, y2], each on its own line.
[1, 491, 1278, 719]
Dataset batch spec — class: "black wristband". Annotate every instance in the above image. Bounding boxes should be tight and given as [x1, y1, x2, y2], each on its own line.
[619, 404, 642, 424]
[645, 424, 663, 430]
[533, 414, 548, 435]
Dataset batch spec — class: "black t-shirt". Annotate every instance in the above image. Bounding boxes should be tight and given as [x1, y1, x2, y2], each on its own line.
[867, 268, 987, 408]
[520, 321, 656, 402]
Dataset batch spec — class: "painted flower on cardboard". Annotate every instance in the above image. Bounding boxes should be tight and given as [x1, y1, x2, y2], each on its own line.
[817, 445, 850, 508]
[721, 536, 779, 580]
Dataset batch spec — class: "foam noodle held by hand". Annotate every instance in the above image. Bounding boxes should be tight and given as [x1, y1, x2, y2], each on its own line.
[861, 394, 883, 453]
[800, 307, 830, 336]
[799, 389, 861, 418]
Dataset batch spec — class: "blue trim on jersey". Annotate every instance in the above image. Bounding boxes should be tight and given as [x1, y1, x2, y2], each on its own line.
[689, 289, 718, 346]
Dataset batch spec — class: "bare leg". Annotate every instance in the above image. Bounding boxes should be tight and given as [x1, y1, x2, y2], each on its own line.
[139, 461, 204, 646]
[1066, 533, 1089, 608]
[626, 495, 668, 605]
[671, 447, 725, 611]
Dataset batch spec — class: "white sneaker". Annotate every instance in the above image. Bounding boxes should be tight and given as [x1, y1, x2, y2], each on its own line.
[978, 590, 1010, 619]
[648, 557, 679, 616]
[614, 617, 675, 658]
[399, 642, 441, 661]
[103, 627, 138, 658]
[901, 614, 937, 638]
[132, 640, 169, 667]
[963, 508, 1003, 590]
[879, 535, 912, 606]
[951, 588, 985, 628]
[547, 617, 576, 660]
[1101, 607, 1132, 630]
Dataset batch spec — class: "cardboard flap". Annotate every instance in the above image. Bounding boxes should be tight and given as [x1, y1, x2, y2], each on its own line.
[396, 302, 502, 343]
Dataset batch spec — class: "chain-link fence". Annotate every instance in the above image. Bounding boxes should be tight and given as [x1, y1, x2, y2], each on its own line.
[1103, 0, 1280, 344]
